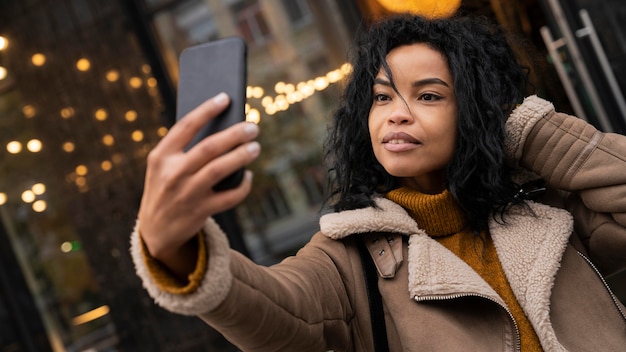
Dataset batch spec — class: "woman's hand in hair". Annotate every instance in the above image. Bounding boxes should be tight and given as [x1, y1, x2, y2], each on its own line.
[138, 93, 260, 278]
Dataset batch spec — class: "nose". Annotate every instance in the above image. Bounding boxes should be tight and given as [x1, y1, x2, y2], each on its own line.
[387, 100, 414, 125]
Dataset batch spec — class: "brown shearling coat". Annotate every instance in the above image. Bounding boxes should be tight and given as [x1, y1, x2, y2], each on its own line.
[132, 96, 626, 351]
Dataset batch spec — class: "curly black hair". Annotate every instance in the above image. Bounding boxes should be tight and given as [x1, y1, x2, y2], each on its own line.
[324, 14, 530, 232]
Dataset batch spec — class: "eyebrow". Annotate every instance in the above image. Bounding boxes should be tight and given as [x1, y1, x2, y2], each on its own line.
[373, 77, 450, 88]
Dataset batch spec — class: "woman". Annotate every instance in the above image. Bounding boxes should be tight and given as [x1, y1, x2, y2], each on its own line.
[132, 14, 626, 351]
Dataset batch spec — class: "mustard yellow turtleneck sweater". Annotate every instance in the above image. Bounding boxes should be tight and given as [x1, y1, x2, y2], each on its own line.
[386, 187, 542, 351]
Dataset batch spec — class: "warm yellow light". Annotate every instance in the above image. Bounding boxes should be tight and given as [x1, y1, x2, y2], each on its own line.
[22, 105, 36, 118]
[125, 110, 137, 122]
[21, 190, 35, 203]
[101, 160, 112, 171]
[375, 0, 461, 18]
[146, 77, 157, 88]
[340, 63, 352, 75]
[32, 183, 46, 195]
[313, 76, 329, 91]
[0, 193, 7, 205]
[7, 141, 22, 154]
[102, 134, 115, 146]
[31, 53, 46, 66]
[248, 86, 264, 99]
[106, 70, 119, 82]
[253, 86, 264, 98]
[60, 107, 75, 119]
[61, 242, 73, 253]
[265, 104, 277, 116]
[76, 165, 88, 176]
[274, 81, 286, 94]
[157, 127, 168, 137]
[0, 36, 7, 50]
[0, 66, 6, 80]
[32, 200, 46, 212]
[274, 95, 288, 111]
[63, 142, 75, 152]
[94, 108, 107, 121]
[246, 108, 261, 124]
[27, 139, 42, 152]
[129, 77, 142, 88]
[75, 176, 87, 187]
[286, 92, 298, 104]
[131, 130, 144, 142]
[261, 96, 273, 108]
[72, 305, 110, 326]
[142, 64, 151, 74]
[326, 69, 343, 83]
[298, 82, 314, 97]
[76, 58, 91, 71]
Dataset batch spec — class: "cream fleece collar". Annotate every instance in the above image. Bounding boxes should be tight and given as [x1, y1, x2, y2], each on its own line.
[319, 197, 573, 351]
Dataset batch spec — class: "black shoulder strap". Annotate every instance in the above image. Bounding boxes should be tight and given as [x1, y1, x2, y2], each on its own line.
[357, 236, 390, 352]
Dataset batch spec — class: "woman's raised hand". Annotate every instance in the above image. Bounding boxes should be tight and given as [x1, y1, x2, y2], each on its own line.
[138, 93, 260, 276]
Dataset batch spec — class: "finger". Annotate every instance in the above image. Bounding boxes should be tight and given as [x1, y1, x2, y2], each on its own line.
[185, 121, 260, 172]
[200, 170, 255, 214]
[157, 93, 231, 153]
[193, 140, 261, 193]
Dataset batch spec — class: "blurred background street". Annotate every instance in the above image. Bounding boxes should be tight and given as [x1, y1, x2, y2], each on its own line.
[0, 0, 625, 351]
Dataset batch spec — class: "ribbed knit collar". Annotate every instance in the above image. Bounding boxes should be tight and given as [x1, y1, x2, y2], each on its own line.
[385, 187, 466, 236]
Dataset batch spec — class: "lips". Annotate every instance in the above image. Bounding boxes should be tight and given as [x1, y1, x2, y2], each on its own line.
[382, 132, 421, 152]
[382, 132, 420, 144]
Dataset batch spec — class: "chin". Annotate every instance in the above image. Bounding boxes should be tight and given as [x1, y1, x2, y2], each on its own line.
[384, 168, 419, 178]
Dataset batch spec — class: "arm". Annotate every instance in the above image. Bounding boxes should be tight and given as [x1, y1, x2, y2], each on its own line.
[131, 221, 360, 351]
[132, 93, 362, 350]
[199, 233, 360, 352]
[506, 95, 626, 275]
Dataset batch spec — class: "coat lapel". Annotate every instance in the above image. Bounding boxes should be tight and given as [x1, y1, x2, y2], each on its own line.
[320, 197, 574, 350]
[490, 201, 573, 351]
[407, 233, 502, 303]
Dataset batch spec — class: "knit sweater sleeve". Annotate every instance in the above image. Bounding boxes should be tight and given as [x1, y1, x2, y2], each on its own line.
[130, 217, 233, 315]
[136, 230, 207, 295]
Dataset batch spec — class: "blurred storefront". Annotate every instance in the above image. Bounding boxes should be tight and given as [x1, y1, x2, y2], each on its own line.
[0, 0, 624, 351]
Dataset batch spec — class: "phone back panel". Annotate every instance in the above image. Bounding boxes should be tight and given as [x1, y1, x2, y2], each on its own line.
[176, 37, 248, 150]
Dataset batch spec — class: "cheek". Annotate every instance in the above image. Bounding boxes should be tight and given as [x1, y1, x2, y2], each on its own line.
[442, 128, 458, 162]
[367, 113, 378, 144]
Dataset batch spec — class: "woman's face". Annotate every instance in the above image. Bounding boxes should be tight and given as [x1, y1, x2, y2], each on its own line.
[368, 43, 458, 194]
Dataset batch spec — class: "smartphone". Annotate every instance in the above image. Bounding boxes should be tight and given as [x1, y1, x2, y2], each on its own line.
[176, 37, 248, 191]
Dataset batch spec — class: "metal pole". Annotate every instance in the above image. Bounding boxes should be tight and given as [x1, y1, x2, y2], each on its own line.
[545, 0, 613, 131]
[540, 26, 588, 121]
[577, 9, 626, 120]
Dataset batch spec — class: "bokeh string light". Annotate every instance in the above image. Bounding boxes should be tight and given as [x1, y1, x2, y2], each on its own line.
[2, 36, 353, 208]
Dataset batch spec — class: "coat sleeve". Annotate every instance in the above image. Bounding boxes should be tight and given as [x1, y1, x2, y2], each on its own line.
[505, 95, 626, 275]
[131, 216, 367, 352]
[198, 233, 367, 352]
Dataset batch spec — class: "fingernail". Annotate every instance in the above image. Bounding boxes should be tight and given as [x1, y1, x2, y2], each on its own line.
[246, 141, 261, 156]
[244, 122, 259, 137]
[213, 92, 229, 106]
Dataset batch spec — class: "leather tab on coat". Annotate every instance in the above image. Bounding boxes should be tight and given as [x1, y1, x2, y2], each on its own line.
[362, 233, 403, 278]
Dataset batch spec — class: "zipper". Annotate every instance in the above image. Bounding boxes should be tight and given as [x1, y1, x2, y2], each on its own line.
[576, 251, 626, 321]
[414, 293, 521, 352]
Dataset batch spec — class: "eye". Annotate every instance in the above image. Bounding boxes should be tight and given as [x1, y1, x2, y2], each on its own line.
[373, 93, 391, 102]
[419, 93, 442, 101]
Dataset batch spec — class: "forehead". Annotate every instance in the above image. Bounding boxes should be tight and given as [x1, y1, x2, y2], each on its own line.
[377, 43, 451, 81]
